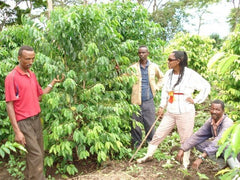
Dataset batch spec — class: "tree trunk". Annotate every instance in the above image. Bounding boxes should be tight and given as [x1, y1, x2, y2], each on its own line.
[153, 0, 157, 12]
[232, 0, 240, 31]
[47, 0, 53, 18]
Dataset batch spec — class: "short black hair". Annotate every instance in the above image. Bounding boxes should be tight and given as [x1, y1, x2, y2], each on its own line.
[18, 46, 34, 56]
[211, 99, 224, 110]
[139, 45, 148, 50]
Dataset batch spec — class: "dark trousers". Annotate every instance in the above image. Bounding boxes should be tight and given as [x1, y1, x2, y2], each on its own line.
[18, 114, 45, 180]
[131, 98, 156, 147]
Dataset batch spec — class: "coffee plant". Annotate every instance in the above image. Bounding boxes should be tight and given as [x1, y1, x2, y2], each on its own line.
[0, 1, 165, 177]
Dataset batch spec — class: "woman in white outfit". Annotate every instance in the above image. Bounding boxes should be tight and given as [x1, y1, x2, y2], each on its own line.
[137, 51, 211, 168]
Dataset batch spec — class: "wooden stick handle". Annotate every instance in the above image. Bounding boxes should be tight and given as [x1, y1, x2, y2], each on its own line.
[128, 115, 161, 163]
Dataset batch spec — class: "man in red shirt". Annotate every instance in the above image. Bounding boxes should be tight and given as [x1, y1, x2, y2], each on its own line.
[5, 45, 64, 180]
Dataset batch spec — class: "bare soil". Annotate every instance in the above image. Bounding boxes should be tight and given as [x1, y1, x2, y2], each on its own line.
[68, 156, 219, 180]
[0, 150, 220, 180]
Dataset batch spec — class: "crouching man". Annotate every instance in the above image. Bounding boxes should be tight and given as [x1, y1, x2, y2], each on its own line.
[176, 99, 240, 170]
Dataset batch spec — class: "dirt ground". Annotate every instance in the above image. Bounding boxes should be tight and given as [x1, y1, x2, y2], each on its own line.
[69, 157, 219, 180]
[70, 160, 218, 180]
[0, 151, 221, 180]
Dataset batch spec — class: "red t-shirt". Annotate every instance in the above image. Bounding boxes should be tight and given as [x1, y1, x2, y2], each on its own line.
[5, 66, 43, 121]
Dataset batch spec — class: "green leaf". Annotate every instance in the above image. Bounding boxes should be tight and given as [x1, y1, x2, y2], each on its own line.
[13, 143, 27, 153]
[230, 124, 240, 154]
[218, 125, 235, 145]
[214, 167, 231, 178]
[105, 142, 113, 150]
[162, 160, 174, 169]
[216, 141, 228, 158]
[217, 55, 239, 74]
[2, 146, 10, 154]
[207, 52, 225, 69]
[223, 146, 232, 161]
[197, 172, 209, 180]
[5, 142, 16, 152]
[97, 151, 107, 162]
[116, 141, 122, 149]
[78, 149, 90, 160]
[66, 164, 78, 176]
[95, 142, 104, 152]
[0, 149, 5, 158]
[44, 156, 54, 167]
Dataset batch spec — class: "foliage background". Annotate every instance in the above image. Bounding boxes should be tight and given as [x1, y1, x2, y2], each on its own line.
[0, 1, 166, 177]
[0, 0, 239, 179]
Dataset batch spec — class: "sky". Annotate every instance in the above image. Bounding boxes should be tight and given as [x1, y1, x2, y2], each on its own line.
[184, 1, 232, 38]
[5, 0, 232, 38]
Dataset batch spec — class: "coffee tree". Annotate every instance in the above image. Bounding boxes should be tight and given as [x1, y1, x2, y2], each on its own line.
[208, 24, 240, 119]
[164, 32, 215, 79]
[0, 1, 165, 177]
[207, 25, 240, 179]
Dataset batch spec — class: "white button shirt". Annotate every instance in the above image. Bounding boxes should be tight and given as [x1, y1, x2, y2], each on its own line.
[160, 67, 211, 114]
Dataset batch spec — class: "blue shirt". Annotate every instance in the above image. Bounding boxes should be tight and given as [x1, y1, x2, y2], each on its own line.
[140, 61, 153, 101]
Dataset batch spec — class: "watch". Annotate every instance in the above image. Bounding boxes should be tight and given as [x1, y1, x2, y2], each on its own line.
[198, 155, 205, 161]
[48, 84, 53, 88]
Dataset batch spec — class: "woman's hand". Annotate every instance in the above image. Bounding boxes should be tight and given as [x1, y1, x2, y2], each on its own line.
[176, 149, 184, 163]
[186, 97, 194, 104]
[156, 107, 164, 119]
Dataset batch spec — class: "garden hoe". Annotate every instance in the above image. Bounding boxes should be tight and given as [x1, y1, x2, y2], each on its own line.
[128, 115, 161, 165]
